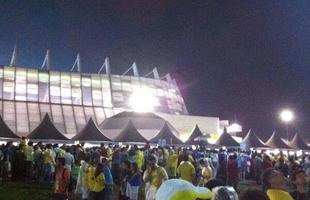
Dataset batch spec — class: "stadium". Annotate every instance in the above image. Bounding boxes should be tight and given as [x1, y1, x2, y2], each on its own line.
[0, 49, 240, 142]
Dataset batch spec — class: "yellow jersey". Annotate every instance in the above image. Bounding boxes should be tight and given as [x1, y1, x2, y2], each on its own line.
[177, 161, 195, 183]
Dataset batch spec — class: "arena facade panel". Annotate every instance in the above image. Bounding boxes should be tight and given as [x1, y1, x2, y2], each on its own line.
[0, 65, 189, 137]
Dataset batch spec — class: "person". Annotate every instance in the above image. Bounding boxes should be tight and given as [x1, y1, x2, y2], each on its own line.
[64, 147, 75, 172]
[42, 144, 56, 183]
[276, 158, 289, 178]
[102, 157, 114, 200]
[239, 189, 269, 200]
[226, 154, 238, 191]
[196, 159, 213, 186]
[143, 155, 168, 200]
[289, 169, 310, 200]
[89, 163, 105, 200]
[75, 158, 90, 200]
[53, 157, 71, 200]
[23, 141, 34, 181]
[211, 186, 238, 200]
[177, 154, 195, 184]
[261, 168, 293, 200]
[166, 149, 178, 179]
[126, 162, 142, 200]
[254, 153, 263, 184]
[261, 154, 273, 171]
[120, 160, 131, 199]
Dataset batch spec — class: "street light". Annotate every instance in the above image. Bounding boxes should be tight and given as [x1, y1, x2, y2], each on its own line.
[280, 109, 294, 141]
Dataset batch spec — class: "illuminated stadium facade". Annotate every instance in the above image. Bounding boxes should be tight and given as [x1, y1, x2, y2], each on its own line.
[0, 50, 239, 140]
[0, 64, 190, 136]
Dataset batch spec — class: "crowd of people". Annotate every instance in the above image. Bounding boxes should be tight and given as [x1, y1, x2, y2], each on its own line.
[0, 137, 310, 200]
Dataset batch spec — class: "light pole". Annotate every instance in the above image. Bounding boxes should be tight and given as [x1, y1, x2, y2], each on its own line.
[280, 109, 294, 141]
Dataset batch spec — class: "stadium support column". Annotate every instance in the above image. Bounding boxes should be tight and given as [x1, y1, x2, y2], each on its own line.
[153, 67, 160, 79]
[132, 62, 139, 77]
[71, 53, 82, 72]
[10, 45, 17, 66]
[41, 49, 51, 70]
[98, 57, 111, 75]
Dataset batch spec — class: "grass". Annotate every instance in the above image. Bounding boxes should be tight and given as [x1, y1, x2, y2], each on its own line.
[0, 181, 52, 200]
[0, 180, 261, 200]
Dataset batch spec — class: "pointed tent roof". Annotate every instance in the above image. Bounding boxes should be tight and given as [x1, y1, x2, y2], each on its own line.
[0, 114, 19, 138]
[186, 124, 205, 145]
[150, 122, 183, 145]
[113, 120, 148, 143]
[72, 117, 111, 142]
[242, 129, 267, 148]
[264, 131, 291, 149]
[27, 114, 68, 140]
[215, 127, 239, 147]
[288, 133, 310, 150]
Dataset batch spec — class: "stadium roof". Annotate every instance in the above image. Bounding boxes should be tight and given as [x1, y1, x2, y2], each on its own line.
[0, 114, 19, 139]
[150, 122, 183, 145]
[215, 127, 239, 147]
[264, 131, 291, 149]
[113, 120, 148, 143]
[27, 114, 69, 140]
[287, 133, 310, 150]
[72, 117, 111, 142]
[242, 129, 267, 148]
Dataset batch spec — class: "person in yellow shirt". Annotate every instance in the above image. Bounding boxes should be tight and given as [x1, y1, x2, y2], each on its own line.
[166, 149, 178, 178]
[196, 159, 213, 186]
[135, 148, 144, 171]
[262, 168, 293, 200]
[177, 154, 195, 184]
[42, 144, 56, 183]
[89, 163, 105, 200]
[23, 141, 34, 181]
[143, 155, 168, 200]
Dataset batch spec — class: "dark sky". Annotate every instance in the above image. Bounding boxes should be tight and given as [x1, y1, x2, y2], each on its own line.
[0, 0, 310, 140]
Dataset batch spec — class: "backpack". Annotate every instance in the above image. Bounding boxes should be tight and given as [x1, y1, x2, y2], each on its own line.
[62, 169, 74, 193]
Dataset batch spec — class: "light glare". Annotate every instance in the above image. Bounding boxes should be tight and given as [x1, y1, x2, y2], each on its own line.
[280, 109, 294, 123]
[130, 87, 158, 112]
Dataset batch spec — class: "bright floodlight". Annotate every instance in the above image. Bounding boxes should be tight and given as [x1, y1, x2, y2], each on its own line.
[280, 109, 294, 123]
[130, 87, 158, 112]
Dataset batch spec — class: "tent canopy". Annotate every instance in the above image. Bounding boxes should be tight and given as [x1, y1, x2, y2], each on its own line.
[242, 129, 267, 148]
[0, 114, 19, 139]
[113, 120, 148, 143]
[72, 117, 111, 142]
[264, 131, 291, 149]
[27, 114, 68, 140]
[186, 124, 205, 145]
[288, 133, 310, 150]
[99, 111, 178, 141]
[150, 122, 183, 145]
[215, 127, 239, 147]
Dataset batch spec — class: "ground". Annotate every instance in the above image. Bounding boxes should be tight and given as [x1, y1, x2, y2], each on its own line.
[0, 181, 260, 200]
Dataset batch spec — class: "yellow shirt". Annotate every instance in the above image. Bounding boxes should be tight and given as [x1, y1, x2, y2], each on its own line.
[43, 149, 55, 165]
[106, 147, 112, 158]
[267, 189, 294, 200]
[166, 154, 178, 177]
[136, 150, 144, 170]
[144, 167, 168, 189]
[202, 166, 212, 184]
[90, 173, 105, 192]
[177, 161, 195, 183]
[24, 145, 33, 161]
[87, 165, 96, 190]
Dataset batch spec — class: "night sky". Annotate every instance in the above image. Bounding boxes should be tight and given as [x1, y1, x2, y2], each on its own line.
[0, 1, 310, 140]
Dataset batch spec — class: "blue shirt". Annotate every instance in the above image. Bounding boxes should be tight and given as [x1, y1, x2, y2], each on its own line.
[103, 165, 113, 184]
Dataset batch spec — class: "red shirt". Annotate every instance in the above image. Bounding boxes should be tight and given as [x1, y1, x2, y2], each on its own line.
[54, 167, 70, 195]
[227, 160, 238, 179]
